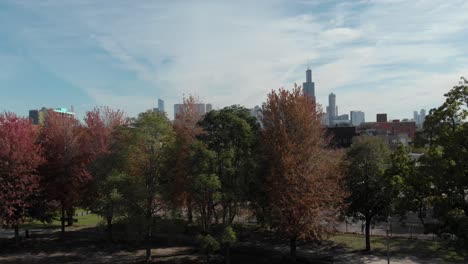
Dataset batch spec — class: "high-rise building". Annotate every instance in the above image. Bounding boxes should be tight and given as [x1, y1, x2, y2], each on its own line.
[29, 107, 75, 125]
[376, 113, 388, 123]
[328, 93, 336, 126]
[158, 99, 165, 113]
[350, 111, 365, 126]
[412, 109, 427, 127]
[420, 109, 426, 125]
[302, 68, 316, 101]
[174, 103, 209, 119]
[206, 104, 213, 112]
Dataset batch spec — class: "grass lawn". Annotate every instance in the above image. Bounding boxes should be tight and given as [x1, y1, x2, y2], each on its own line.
[328, 233, 467, 262]
[20, 209, 102, 230]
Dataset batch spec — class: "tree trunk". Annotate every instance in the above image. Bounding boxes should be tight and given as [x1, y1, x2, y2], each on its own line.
[226, 245, 231, 264]
[187, 202, 193, 224]
[14, 225, 19, 246]
[61, 204, 66, 235]
[290, 236, 297, 263]
[107, 215, 113, 242]
[365, 216, 371, 251]
[146, 219, 152, 263]
[66, 208, 74, 226]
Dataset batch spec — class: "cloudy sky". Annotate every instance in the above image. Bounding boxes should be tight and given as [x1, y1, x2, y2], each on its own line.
[1, 0, 467, 121]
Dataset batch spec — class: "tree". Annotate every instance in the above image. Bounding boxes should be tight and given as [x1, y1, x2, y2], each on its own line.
[418, 81, 467, 243]
[172, 95, 204, 222]
[389, 143, 430, 225]
[221, 226, 237, 264]
[124, 111, 175, 263]
[38, 110, 91, 235]
[198, 106, 260, 224]
[261, 86, 345, 261]
[84, 107, 127, 240]
[345, 136, 393, 251]
[189, 141, 220, 232]
[0, 112, 43, 243]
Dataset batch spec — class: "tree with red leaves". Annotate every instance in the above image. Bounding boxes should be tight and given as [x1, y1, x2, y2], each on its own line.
[38, 110, 91, 235]
[0, 112, 43, 243]
[261, 86, 346, 262]
[172, 95, 204, 222]
[83, 107, 127, 240]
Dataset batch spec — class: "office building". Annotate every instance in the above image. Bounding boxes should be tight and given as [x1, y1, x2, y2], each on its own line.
[174, 103, 209, 119]
[412, 109, 427, 127]
[327, 93, 337, 126]
[302, 68, 316, 101]
[158, 99, 165, 113]
[206, 104, 213, 112]
[376, 113, 388, 123]
[29, 107, 75, 125]
[350, 111, 365, 126]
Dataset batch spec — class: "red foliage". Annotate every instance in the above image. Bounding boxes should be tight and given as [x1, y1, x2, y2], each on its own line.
[83, 107, 126, 159]
[38, 110, 91, 211]
[262, 86, 345, 243]
[172, 95, 205, 207]
[0, 112, 43, 227]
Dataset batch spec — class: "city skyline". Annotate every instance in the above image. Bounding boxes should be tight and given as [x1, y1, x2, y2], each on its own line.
[1, 1, 467, 120]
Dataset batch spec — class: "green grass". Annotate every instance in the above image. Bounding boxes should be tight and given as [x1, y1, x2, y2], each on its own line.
[20, 209, 102, 230]
[328, 233, 467, 262]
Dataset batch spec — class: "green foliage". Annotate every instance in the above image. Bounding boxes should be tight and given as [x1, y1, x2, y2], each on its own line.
[345, 136, 393, 221]
[221, 226, 237, 245]
[418, 83, 468, 243]
[197, 234, 220, 253]
[198, 105, 261, 224]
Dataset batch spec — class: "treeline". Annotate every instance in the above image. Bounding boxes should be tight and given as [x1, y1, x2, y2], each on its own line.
[0, 83, 467, 262]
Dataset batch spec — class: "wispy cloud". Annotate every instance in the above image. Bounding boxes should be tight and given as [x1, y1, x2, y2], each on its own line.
[3, 0, 468, 120]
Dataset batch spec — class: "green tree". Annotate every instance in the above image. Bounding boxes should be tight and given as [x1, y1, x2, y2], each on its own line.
[124, 112, 176, 263]
[418, 81, 467, 243]
[389, 143, 430, 225]
[190, 141, 221, 232]
[345, 136, 393, 251]
[221, 226, 237, 264]
[198, 106, 260, 225]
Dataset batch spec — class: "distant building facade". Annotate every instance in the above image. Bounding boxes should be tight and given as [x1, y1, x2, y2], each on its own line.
[350, 111, 365, 126]
[302, 68, 316, 101]
[327, 93, 337, 126]
[413, 109, 426, 127]
[376, 113, 388, 123]
[29, 107, 75, 125]
[174, 103, 210, 119]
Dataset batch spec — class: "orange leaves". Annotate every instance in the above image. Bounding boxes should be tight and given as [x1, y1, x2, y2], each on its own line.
[262, 86, 345, 240]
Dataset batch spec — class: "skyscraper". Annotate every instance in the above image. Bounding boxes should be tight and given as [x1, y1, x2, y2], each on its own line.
[350, 111, 365, 126]
[328, 93, 336, 126]
[420, 109, 426, 125]
[303, 68, 316, 101]
[158, 99, 165, 113]
[206, 104, 212, 112]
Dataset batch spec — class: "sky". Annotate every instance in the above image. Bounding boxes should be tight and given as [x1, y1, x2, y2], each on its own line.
[1, 0, 467, 121]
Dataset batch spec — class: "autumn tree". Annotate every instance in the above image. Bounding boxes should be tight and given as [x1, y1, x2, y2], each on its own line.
[124, 111, 176, 263]
[38, 110, 91, 235]
[345, 136, 394, 251]
[83, 106, 127, 240]
[261, 86, 345, 261]
[172, 95, 204, 222]
[198, 105, 260, 224]
[0, 112, 43, 243]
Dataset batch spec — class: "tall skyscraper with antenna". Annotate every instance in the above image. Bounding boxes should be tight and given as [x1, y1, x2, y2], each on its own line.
[303, 68, 316, 101]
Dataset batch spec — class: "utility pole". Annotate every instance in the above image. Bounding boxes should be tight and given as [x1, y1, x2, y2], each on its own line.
[386, 216, 391, 264]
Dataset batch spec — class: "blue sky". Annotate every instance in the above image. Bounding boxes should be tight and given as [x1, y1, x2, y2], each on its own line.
[1, 0, 467, 121]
